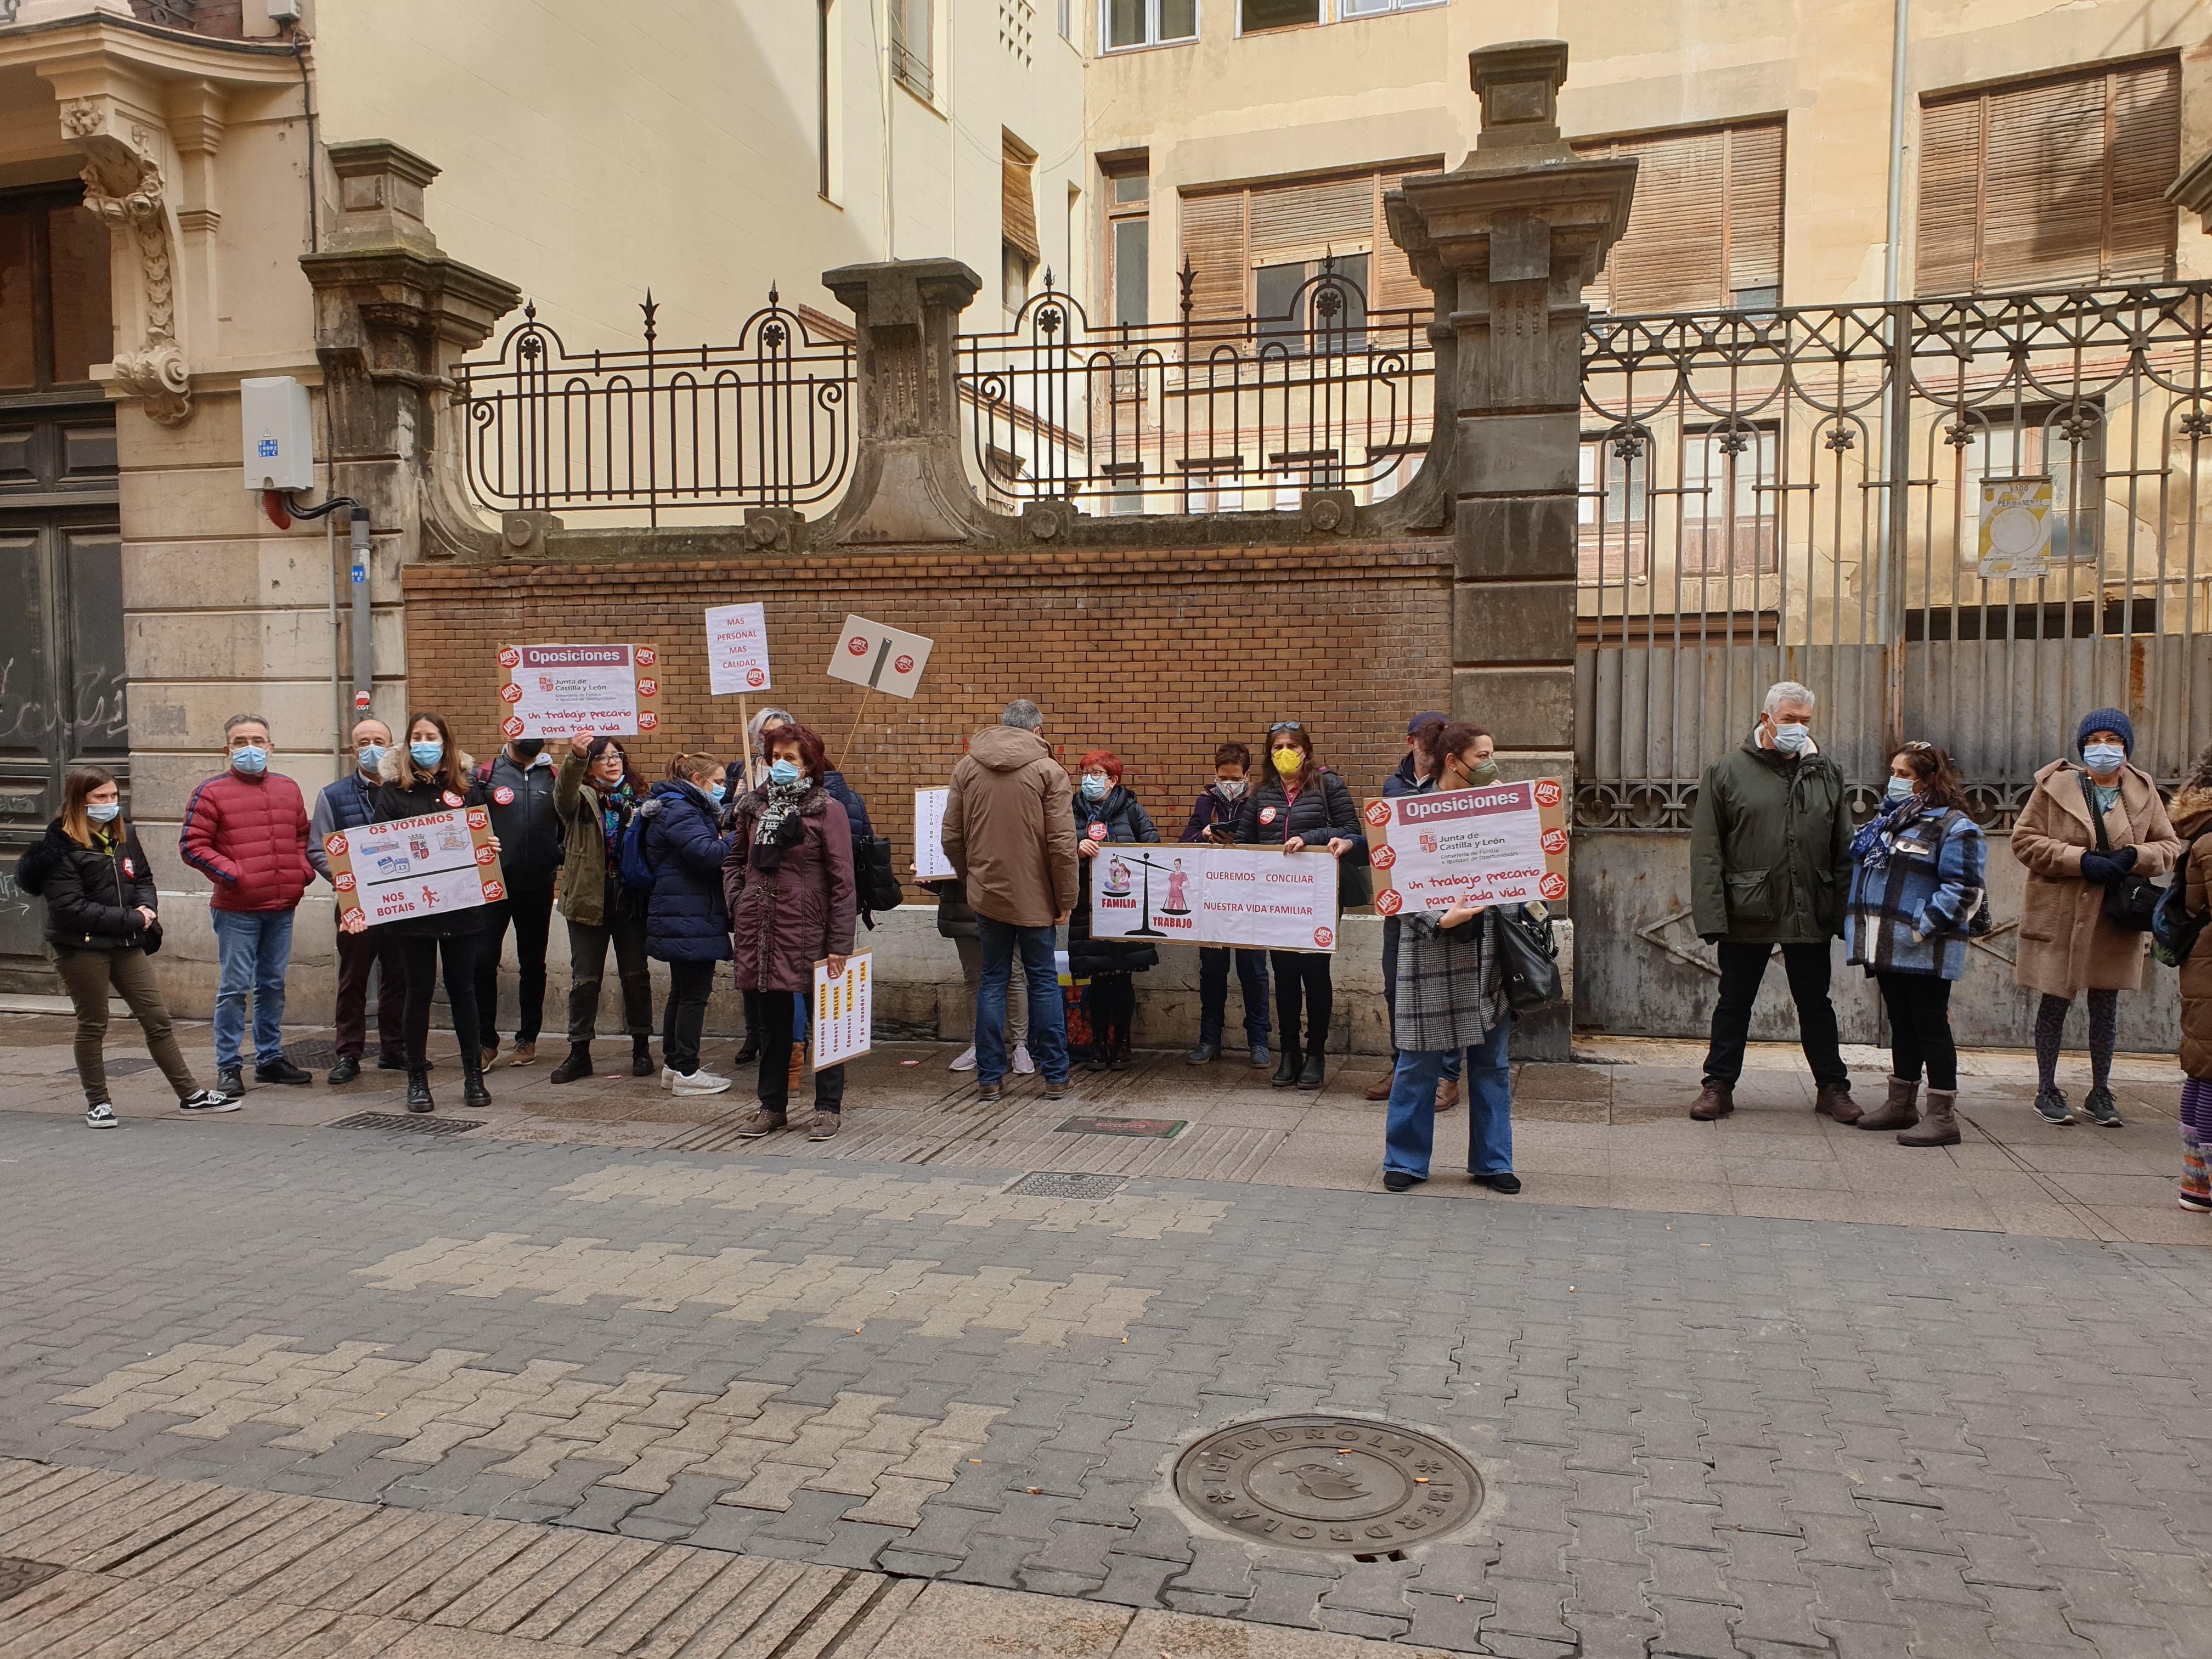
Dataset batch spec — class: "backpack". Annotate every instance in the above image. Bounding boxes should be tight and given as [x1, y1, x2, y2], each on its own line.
[2151, 829, 2211, 968]
[617, 802, 658, 891]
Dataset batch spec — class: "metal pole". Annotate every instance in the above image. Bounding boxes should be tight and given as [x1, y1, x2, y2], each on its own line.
[1881, 1, 1914, 754]
[348, 509, 373, 713]
[1883, 0, 1910, 305]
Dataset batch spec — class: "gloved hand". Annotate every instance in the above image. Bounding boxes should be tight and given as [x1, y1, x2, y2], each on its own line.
[2080, 847, 2137, 885]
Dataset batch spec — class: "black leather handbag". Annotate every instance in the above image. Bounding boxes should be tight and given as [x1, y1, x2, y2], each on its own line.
[857, 836, 905, 914]
[1496, 902, 1563, 1011]
[2078, 774, 2159, 933]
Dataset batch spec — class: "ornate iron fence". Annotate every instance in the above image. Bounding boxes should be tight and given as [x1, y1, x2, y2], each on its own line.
[955, 263, 1435, 514]
[457, 293, 853, 527]
[1575, 281, 2212, 831]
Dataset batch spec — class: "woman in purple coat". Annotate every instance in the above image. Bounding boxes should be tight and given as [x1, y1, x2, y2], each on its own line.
[721, 721, 856, 1142]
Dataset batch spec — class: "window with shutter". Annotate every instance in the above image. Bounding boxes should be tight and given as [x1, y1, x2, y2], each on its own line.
[1002, 132, 1039, 262]
[1572, 120, 1787, 313]
[1176, 159, 1443, 320]
[1915, 57, 2180, 294]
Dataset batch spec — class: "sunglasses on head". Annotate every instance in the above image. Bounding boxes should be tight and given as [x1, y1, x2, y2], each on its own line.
[1900, 740, 1934, 752]
[1267, 721, 1303, 734]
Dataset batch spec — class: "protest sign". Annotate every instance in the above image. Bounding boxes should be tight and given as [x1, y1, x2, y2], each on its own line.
[1976, 477, 2056, 581]
[705, 603, 772, 695]
[913, 787, 955, 881]
[826, 615, 934, 700]
[498, 644, 660, 740]
[1088, 845, 1341, 953]
[812, 952, 873, 1068]
[1364, 778, 1570, 917]
[326, 806, 505, 936]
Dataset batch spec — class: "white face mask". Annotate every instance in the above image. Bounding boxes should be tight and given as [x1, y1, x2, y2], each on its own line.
[1215, 778, 1246, 800]
[1770, 722, 1812, 755]
[2081, 743, 2126, 776]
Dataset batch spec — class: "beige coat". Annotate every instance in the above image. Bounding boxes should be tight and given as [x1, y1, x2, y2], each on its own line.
[942, 726, 1079, 929]
[2009, 758, 2180, 997]
[2171, 788, 2212, 1081]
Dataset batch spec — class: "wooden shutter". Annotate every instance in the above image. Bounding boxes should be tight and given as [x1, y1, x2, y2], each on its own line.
[1179, 190, 1248, 318]
[1980, 74, 2107, 287]
[2107, 58, 2182, 279]
[1374, 165, 1440, 309]
[1581, 127, 1729, 311]
[1914, 96, 1985, 294]
[1724, 123, 1784, 295]
[1248, 173, 1374, 262]
[1002, 132, 1039, 262]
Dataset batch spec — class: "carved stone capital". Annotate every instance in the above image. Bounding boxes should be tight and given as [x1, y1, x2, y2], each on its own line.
[64, 105, 193, 424]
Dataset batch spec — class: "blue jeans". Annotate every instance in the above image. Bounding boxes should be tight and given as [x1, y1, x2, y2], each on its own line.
[1198, 947, 1270, 1047]
[1383, 1017, 1512, 1181]
[977, 917, 1067, 1085]
[211, 907, 295, 1068]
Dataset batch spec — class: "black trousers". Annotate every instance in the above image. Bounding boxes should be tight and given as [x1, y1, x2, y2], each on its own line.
[400, 934, 481, 1069]
[473, 876, 555, 1046]
[1702, 941, 1846, 1089]
[1270, 951, 1333, 1056]
[1087, 972, 1136, 1052]
[334, 922, 406, 1062]
[661, 958, 718, 1074]
[1876, 971, 1957, 1091]
[565, 912, 652, 1043]
[760, 989, 844, 1114]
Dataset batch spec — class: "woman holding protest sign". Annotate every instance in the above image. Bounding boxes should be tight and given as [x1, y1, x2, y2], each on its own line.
[368, 713, 494, 1114]
[722, 720, 857, 1141]
[1069, 750, 1161, 1071]
[640, 752, 736, 1097]
[1233, 721, 1367, 1091]
[551, 732, 656, 1085]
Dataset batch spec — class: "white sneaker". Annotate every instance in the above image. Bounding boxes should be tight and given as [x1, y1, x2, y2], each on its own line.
[950, 1045, 978, 1073]
[661, 1064, 679, 1091]
[85, 1102, 117, 1129]
[670, 1068, 733, 1097]
[1011, 1043, 1035, 1075]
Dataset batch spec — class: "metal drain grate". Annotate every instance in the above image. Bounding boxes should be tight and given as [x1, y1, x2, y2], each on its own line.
[329, 1111, 484, 1136]
[1007, 1171, 1128, 1200]
[283, 1040, 340, 1070]
[0, 1557, 61, 1603]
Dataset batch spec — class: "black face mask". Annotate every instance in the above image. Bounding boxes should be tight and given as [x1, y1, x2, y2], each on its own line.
[511, 739, 545, 760]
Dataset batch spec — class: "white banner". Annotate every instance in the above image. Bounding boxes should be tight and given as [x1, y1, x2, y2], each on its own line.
[705, 602, 772, 695]
[498, 643, 660, 740]
[812, 952, 873, 1068]
[913, 787, 955, 881]
[826, 614, 934, 700]
[326, 806, 504, 935]
[1365, 780, 1570, 916]
[1088, 845, 1340, 953]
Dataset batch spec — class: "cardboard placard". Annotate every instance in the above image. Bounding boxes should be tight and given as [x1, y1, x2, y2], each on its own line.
[812, 952, 873, 1068]
[1087, 845, 1342, 953]
[705, 603, 772, 695]
[825, 614, 933, 700]
[326, 806, 505, 935]
[913, 787, 955, 881]
[498, 644, 661, 740]
[1364, 779, 1570, 917]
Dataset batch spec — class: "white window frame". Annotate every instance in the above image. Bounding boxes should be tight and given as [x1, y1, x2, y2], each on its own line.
[1099, 0, 1199, 54]
[1334, 0, 1447, 20]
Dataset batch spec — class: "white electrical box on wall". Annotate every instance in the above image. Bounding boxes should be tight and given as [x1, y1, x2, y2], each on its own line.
[240, 376, 315, 491]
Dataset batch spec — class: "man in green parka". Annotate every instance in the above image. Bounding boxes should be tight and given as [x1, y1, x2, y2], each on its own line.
[1688, 680, 1857, 1122]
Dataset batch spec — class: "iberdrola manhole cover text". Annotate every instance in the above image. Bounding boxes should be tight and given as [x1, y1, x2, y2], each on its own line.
[1172, 1415, 1483, 1554]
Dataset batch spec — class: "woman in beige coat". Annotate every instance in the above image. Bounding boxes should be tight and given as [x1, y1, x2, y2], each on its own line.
[2010, 708, 2179, 1128]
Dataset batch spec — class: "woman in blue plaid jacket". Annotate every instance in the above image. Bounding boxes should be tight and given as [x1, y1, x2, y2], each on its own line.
[1845, 741, 1988, 1149]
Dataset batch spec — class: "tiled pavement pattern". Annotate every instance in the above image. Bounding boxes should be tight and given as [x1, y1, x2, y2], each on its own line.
[0, 1460, 1444, 1658]
[4, 1110, 2209, 1656]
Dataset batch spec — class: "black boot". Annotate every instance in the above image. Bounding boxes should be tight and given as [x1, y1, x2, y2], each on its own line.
[1109, 1032, 1133, 1071]
[550, 1043, 592, 1084]
[631, 1036, 656, 1077]
[461, 1053, 492, 1109]
[405, 1068, 434, 1113]
[1297, 1051, 1326, 1090]
[1272, 1046, 1303, 1088]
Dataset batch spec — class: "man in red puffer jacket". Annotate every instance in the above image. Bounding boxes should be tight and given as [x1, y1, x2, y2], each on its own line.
[178, 714, 318, 1101]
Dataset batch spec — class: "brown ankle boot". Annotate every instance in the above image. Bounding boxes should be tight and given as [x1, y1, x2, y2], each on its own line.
[1898, 1088, 1960, 1147]
[1855, 1076, 1920, 1132]
[1690, 1081, 1734, 1120]
[1815, 1081, 1862, 1124]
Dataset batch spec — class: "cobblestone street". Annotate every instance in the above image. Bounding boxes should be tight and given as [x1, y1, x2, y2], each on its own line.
[1, 1015, 2207, 1656]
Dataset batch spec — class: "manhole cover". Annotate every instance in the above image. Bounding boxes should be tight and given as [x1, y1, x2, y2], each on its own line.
[1008, 1171, 1128, 1199]
[0, 1556, 61, 1602]
[284, 1040, 340, 1069]
[330, 1112, 484, 1136]
[1173, 1416, 1482, 1554]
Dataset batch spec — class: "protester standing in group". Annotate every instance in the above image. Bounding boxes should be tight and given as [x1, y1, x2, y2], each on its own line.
[1380, 724, 1517, 1193]
[1234, 721, 1367, 1091]
[474, 730, 563, 1069]
[641, 752, 735, 1096]
[1368, 713, 1466, 1111]
[942, 699, 1076, 1102]
[2011, 709, 2180, 1127]
[1687, 681, 1855, 1122]
[368, 714, 493, 1114]
[723, 721, 856, 1138]
[308, 716, 406, 1083]
[918, 866, 1031, 1074]
[1180, 741, 1268, 1069]
[550, 731, 656, 1083]
[1844, 742, 1988, 1148]
[1069, 749, 1160, 1070]
[2168, 743, 2212, 1212]
[179, 713, 317, 1100]
[27, 765, 234, 1126]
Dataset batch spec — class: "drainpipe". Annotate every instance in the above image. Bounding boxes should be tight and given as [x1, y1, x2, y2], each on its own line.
[1880, 0, 1912, 749]
[349, 508, 374, 714]
[1883, 0, 1910, 303]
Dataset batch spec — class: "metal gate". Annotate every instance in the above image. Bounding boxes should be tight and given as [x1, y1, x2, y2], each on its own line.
[1571, 282, 2211, 1047]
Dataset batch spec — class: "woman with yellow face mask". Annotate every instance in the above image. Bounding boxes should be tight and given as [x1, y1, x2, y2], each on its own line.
[1232, 721, 1368, 1090]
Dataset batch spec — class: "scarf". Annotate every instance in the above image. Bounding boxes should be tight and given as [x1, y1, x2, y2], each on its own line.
[599, 779, 635, 863]
[751, 777, 811, 873]
[1850, 798, 1938, 876]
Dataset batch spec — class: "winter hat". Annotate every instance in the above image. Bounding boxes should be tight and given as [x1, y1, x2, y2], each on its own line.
[2075, 708, 2134, 759]
[1407, 712, 1447, 736]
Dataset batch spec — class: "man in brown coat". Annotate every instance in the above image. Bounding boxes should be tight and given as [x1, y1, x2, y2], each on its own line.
[943, 699, 1079, 1099]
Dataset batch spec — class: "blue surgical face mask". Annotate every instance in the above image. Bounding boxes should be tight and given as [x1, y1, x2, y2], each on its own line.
[230, 746, 268, 775]
[768, 759, 802, 787]
[409, 741, 443, 768]
[87, 800, 121, 824]
[1771, 722, 1811, 755]
[2082, 743, 2126, 775]
[1081, 774, 1109, 800]
[356, 744, 385, 774]
[708, 782, 726, 803]
[1885, 776, 1916, 803]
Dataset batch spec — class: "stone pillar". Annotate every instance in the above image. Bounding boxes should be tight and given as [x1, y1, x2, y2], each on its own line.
[1387, 41, 1636, 1057]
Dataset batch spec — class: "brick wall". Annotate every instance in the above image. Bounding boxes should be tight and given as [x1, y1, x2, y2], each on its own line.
[402, 539, 1454, 860]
